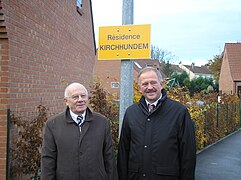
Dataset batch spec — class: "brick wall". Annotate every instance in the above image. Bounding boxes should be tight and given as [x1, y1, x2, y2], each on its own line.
[2, 0, 96, 112]
[93, 59, 121, 98]
[219, 50, 233, 94]
[0, 0, 96, 178]
[0, 0, 9, 177]
[0, 40, 8, 179]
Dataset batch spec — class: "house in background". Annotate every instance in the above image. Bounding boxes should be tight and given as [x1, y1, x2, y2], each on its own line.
[219, 43, 241, 95]
[179, 63, 212, 80]
[94, 58, 186, 98]
[93, 60, 121, 98]
[94, 58, 216, 98]
[169, 64, 184, 75]
[0, 0, 96, 178]
[93, 59, 161, 99]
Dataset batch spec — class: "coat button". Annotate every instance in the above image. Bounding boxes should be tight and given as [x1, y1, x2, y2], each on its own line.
[144, 145, 147, 148]
[147, 118, 150, 121]
[142, 173, 146, 177]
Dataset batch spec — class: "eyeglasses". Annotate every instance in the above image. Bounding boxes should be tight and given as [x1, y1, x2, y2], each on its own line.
[141, 81, 159, 87]
[67, 94, 88, 100]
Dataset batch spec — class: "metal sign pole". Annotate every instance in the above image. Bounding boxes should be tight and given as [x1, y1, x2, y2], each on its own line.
[119, 0, 134, 138]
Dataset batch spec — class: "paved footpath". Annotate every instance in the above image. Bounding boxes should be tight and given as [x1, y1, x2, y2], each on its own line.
[195, 129, 241, 180]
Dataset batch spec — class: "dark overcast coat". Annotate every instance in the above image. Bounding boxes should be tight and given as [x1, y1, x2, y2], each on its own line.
[117, 89, 196, 180]
[41, 107, 117, 180]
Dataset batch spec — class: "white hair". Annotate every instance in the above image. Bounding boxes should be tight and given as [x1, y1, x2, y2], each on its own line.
[64, 83, 88, 97]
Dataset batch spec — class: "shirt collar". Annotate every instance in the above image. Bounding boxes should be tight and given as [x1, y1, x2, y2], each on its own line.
[69, 109, 86, 124]
[145, 94, 162, 107]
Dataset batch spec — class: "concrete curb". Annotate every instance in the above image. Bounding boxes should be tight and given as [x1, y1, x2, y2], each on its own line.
[196, 128, 241, 155]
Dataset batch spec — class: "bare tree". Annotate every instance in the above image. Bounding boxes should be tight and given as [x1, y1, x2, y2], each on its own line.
[151, 45, 175, 63]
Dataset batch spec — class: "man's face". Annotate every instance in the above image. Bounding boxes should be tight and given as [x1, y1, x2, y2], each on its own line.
[64, 84, 89, 115]
[138, 70, 163, 103]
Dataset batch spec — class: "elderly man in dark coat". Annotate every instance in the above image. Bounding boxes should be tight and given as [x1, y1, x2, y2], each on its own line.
[41, 82, 118, 180]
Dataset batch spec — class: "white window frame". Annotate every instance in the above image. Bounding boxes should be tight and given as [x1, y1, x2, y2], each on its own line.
[77, 0, 82, 8]
[76, 0, 82, 15]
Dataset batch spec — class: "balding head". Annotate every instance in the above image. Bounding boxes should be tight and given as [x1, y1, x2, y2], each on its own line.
[64, 83, 88, 98]
[64, 83, 89, 115]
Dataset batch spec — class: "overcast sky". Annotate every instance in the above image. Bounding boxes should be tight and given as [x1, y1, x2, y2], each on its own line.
[91, 0, 241, 66]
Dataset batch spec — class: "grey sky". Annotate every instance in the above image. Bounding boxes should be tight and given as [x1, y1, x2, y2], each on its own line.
[92, 0, 241, 65]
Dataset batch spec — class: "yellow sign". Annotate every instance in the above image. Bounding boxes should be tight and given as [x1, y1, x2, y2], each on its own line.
[98, 24, 151, 60]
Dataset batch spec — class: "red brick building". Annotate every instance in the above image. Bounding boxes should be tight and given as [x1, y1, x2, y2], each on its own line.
[0, 0, 96, 178]
[219, 43, 241, 95]
[93, 59, 161, 99]
[93, 60, 121, 98]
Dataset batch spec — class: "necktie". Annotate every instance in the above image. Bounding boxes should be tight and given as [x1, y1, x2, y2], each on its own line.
[77, 115, 83, 126]
[148, 104, 155, 113]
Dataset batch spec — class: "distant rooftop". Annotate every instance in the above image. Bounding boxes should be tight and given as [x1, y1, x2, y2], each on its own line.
[183, 64, 211, 74]
[225, 43, 241, 81]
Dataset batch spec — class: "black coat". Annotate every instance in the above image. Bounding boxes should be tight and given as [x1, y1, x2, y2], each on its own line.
[117, 89, 196, 180]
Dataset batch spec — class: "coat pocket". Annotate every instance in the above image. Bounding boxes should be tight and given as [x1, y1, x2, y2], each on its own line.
[155, 166, 179, 176]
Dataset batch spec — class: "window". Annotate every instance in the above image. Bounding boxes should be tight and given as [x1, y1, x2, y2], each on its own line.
[77, 0, 82, 8]
[238, 86, 241, 98]
[76, 0, 82, 15]
[111, 82, 120, 88]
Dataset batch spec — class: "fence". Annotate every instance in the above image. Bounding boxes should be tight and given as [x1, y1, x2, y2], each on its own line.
[203, 101, 241, 147]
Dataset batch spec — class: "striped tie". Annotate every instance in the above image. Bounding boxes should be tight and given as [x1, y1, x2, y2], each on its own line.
[77, 115, 83, 126]
[148, 104, 155, 113]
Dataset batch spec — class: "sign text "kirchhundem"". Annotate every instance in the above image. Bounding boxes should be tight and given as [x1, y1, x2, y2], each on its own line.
[99, 43, 148, 51]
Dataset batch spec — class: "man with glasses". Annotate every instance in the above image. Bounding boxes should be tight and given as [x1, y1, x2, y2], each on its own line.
[117, 67, 196, 180]
[41, 82, 117, 180]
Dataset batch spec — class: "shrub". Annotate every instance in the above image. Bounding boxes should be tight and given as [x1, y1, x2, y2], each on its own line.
[89, 81, 119, 156]
[10, 105, 48, 179]
[9, 80, 240, 179]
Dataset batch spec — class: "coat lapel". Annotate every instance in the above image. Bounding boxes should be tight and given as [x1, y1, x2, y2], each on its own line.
[78, 108, 93, 145]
